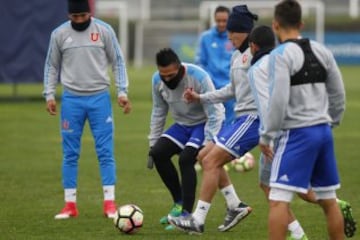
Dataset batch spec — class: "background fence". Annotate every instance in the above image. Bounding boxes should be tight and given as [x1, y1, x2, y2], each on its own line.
[1, 0, 359, 85]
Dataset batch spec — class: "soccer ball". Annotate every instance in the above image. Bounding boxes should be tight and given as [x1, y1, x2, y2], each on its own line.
[195, 162, 230, 172]
[113, 204, 144, 234]
[231, 152, 255, 172]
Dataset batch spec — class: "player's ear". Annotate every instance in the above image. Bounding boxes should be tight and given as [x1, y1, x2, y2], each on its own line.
[299, 21, 304, 30]
[249, 42, 258, 55]
[271, 20, 277, 31]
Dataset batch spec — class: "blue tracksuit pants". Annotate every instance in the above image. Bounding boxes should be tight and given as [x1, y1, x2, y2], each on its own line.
[60, 90, 116, 188]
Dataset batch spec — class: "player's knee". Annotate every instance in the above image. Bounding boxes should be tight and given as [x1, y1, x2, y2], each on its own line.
[150, 138, 179, 163]
[149, 146, 162, 158]
[297, 191, 318, 204]
[178, 146, 198, 168]
[314, 190, 337, 202]
[201, 155, 221, 171]
[197, 148, 206, 163]
[269, 187, 294, 202]
[317, 198, 338, 214]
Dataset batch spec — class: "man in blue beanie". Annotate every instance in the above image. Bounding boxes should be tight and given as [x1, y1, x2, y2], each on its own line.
[169, 5, 259, 234]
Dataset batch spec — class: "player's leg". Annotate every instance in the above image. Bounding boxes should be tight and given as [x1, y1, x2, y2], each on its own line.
[55, 91, 86, 219]
[197, 141, 213, 164]
[178, 146, 199, 214]
[150, 124, 185, 224]
[199, 141, 246, 229]
[260, 145, 308, 240]
[169, 145, 231, 234]
[202, 147, 252, 232]
[151, 137, 182, 198]
[317, 195, 344, 239]
[193, 138, 212, 172]
[216, 114, 259, 231]
[174, 123, 205, 217]
[170, 115, 259, 233]
[88, 91, 117, 218]
[294, 155, 355, 237]
[267, 127, 320, 239]
[268, 188, 294, 240]
[312, 124, 344, 239]
[160, 145, 200, 231]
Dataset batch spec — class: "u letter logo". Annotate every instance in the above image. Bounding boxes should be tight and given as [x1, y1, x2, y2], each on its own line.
[91, 33, 99, 42]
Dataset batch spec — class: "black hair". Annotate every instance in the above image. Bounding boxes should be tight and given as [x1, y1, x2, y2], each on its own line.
[214, 5, 230, 16]
[156, 48, 181, 67]
[274, 0, 302, 29]
[249, 25, 275, 49]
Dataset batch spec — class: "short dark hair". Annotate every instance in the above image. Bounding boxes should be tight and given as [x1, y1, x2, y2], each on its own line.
[156, 48, 181, 67]
[214, 5, 230, 16]
[249, 25, 275, 49]
[274, 0, 302, 29]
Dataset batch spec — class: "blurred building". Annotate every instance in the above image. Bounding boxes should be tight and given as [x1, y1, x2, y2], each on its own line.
[95, 0, 360, 66]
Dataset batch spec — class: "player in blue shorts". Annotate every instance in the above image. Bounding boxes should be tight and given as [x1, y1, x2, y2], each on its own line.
[148, 48, 224, 230]
[249, 24, 356, 240]
[43, 0, 131, 220]
[248, 24, 313, 240]
[169, 5, 258, 234]
[259, 1, 350, 239]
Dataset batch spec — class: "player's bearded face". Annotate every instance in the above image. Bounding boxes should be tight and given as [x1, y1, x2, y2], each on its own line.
[69, 12, 91, 31]
[159, 64, 185, 90]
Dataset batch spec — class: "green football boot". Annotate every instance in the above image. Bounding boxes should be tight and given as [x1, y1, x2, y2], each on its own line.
[159, 203, 182, 225]
[337, 199, 357, 238]
[286, 233, 309, 240]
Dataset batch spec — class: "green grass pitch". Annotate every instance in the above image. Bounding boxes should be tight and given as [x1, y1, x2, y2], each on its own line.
[0, 65, 359, 239]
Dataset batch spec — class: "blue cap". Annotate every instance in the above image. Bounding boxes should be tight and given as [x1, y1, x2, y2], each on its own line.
[226, 5, 258, 33]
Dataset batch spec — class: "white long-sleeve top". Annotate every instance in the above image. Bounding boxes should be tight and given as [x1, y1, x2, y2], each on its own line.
[43, 17, 129, 100]
[198, 48, 258, 118]
[148, 63, 225, 147]
[260, 40, 345, 145]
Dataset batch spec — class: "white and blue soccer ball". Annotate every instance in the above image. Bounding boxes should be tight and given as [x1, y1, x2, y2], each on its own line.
[113, 204, 144, 234]
[231, 152, 255, 172]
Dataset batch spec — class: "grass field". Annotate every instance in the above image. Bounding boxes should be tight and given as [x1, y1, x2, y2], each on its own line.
[0, 65, 359, 239]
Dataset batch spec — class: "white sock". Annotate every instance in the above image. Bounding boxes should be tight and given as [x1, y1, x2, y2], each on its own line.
[64, 188, 76, 203]
[288, 220, 305, 239]
[192, 200, 211, 225]
[103, 185, 115, 201]
[221, 184, 241, 209]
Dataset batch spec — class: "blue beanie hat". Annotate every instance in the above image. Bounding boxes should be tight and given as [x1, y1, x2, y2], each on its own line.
[226, 5, 258, 33]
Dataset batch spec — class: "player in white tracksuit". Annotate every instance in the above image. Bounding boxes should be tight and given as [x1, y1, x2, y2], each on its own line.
[148, 48, 224, 228]
[43, 0, 130, 219]
[170, 5, 259, 234]
[258, 1, 346, 239]
[248, 25, 314, 240]
[249, 26, 355, 239]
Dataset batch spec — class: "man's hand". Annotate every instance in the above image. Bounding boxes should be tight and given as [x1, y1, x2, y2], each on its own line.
[183, 88, 200, 103]
[46, 99, 57, 115]
[259, 143, 274, 162]
[117, 96, 132, 114]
